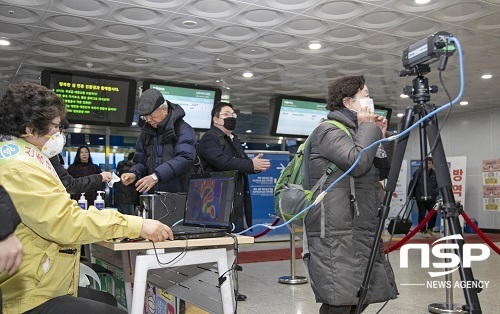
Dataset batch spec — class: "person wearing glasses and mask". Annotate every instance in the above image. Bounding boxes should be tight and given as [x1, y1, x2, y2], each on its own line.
[48, 118, 113, 196]
[121, 88, 197, 193]
[199, 102, 270, 302]
[0, 82, 174, 314]
[303, 76, 397, 313]
[199, 102, 270, 233]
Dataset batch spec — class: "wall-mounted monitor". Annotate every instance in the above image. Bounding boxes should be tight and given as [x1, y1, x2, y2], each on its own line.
[41, 69, 137, 127]
[270, 95, 394, 137]
[142, 80, 222, 130]
[270, 95, 328, 137]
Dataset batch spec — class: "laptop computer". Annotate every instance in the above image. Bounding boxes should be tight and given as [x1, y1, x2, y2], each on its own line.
[171, 170, 237, 240]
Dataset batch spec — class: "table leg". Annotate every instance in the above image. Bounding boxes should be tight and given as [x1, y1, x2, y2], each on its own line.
[218, 250, 235, 314]
[121, 251, 133, 312]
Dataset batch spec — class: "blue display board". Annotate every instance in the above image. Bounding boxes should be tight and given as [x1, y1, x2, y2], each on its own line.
[245, 151, 290, 238]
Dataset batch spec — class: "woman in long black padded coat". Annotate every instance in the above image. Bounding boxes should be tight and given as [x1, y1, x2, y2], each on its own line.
[304, 76, 398, 314]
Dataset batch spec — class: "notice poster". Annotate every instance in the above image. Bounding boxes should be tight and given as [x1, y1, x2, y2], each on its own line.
[448, 156, 467, 206]
[482, 159, 500, 211]
[388, 159, 409, 219]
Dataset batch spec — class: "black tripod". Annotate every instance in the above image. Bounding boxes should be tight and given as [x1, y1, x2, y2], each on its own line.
[355, 65, 482, 314]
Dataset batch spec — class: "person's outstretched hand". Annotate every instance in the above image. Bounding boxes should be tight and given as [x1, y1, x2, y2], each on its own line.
[140, 219, 174, 242]
[100, 171, 112, 183]
[0, 234, 23, 275]
[121, 173, 136, 186]
[252, 153, 271, 172]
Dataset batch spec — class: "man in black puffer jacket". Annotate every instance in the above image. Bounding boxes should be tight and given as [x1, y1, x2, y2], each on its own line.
[122, 89, 197, 194]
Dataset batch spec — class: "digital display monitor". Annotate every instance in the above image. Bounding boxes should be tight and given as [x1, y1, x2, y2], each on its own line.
[270, 95, 394, 137]
[41, 69, 137, 127]
[142, 80, 222, 130]
[374, 106, 392, 125]
[270, 95, 328, 137]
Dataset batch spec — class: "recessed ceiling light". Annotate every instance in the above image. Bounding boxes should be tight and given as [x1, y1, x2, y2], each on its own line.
[415, 0, 431, 4]
[242, 72, 253, 78]
[482, 74, 492, 79]
[308, 42, 322, 50]
[460, 101, 468, 106]
[131, 121, 137, 126]
[397, 113, 404, 117]
[400, 94, 409, 98]
[182, 20, 198, 27]
[98, 137, 104, 140]
[134, 58, 148, 63]
[216, 80, 220, 83]
[0, 38, 11, 46]
[246, 130, 252, 133]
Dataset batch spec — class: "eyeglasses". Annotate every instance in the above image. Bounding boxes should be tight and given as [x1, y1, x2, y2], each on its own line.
[140, 107, 162, 121]
[218, 112, 237, 118]
[49, 122, 63, 131]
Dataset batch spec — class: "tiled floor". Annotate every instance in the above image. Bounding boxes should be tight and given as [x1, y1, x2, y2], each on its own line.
[193, 235, 499, 314]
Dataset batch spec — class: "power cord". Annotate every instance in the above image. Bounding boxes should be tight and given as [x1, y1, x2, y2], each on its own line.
[150, 239, 188, 266]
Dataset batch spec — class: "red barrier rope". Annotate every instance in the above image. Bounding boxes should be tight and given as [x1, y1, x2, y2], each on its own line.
[384, 208, 500, 255]
[461, 211, 500, 255]
[253, 218, 281, 239]
[384, 208, 436, 254]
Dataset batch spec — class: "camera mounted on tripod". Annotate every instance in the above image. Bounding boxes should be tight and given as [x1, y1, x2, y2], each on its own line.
[400, 31, 456, 77]
[399, 31, 456, 103]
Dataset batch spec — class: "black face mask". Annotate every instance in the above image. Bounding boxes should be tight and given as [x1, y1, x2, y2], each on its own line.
[223, 117, 237, 131]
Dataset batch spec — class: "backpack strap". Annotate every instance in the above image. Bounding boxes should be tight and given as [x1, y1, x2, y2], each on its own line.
[206, 129, 225, 150]
[303, 120, 353, 238]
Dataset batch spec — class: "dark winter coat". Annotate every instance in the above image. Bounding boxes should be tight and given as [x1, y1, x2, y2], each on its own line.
[115, 159, 139, 205]
[67, 162, 103, 205]
[199, 126, 255, 232]
[304, 110, 398, 306]
[49, 155, 103, 195]
[409, 168, 439, 202]
[129, 101, 197, 193]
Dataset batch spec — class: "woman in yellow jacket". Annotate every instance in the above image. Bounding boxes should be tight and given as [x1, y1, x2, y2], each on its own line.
[0, 82, 174, 314]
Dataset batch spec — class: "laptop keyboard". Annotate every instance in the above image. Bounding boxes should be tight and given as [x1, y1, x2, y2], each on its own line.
[171, 225, 226, 234]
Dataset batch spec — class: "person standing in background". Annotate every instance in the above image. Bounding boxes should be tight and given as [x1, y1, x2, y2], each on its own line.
[121, 88, 197, 193]
[199, 101, 270, 303]
[199, 102, 270, 233]
[409, 156, 439, 238]
[115, 152, 139, 215]
[49, 118, 112, 196]
[67, 145, 104, 205]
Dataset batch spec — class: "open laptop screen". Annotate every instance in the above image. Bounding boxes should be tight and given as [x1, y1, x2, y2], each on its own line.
[183, 171, 236, 229]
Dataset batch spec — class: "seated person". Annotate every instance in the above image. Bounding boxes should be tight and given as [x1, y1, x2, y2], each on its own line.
[0, 82, 173, 314]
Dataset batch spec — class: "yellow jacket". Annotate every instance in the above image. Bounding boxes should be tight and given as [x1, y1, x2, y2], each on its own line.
[0, 139, 143, 313]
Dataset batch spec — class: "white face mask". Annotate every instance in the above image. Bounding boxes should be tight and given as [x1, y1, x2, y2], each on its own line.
[41, 132, 66, 158]
[359, 98, 374, 113]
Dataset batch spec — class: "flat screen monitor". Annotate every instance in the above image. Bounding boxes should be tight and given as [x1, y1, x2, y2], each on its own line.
[142, 80, 222, 130]
[41, 69, 137, 127]
[374, 106, 392, 125]
[270, 95, 328, 137]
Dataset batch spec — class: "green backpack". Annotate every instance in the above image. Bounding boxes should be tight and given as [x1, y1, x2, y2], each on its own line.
[273, 120, 352, 226]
